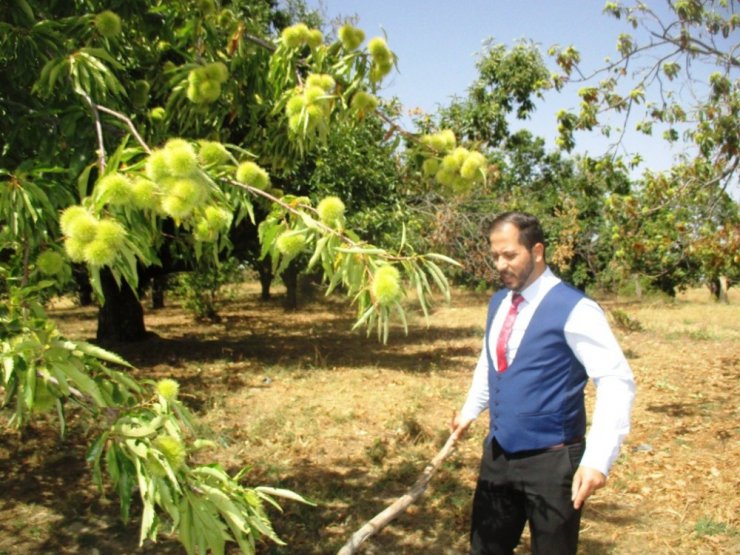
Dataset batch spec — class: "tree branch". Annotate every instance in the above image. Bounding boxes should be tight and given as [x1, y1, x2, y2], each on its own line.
[336, 433, 459, 555]
[80, 91, 107, 174]
[94, 104, 152, 154]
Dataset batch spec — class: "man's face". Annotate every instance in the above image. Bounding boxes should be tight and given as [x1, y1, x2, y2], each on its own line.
[489, 222, 544, 292]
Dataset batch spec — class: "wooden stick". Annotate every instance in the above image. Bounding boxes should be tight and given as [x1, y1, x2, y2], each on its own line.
[336, 433, 459, 555]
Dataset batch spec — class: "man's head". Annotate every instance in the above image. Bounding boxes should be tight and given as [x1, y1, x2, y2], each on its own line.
[485, 212, 546, 292]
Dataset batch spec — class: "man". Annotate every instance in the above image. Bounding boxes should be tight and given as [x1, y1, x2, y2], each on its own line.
[450, 212, 635, 555]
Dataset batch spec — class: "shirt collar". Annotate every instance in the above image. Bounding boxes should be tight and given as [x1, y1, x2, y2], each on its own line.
[512, 266, 558, 305]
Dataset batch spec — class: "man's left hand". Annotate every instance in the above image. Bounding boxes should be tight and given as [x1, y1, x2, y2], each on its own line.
[571, 466, 606, 510]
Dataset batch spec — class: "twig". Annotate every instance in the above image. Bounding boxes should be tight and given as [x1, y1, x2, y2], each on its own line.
[80, 91, 107, 174]
[225, 177, 417, 263]
[336, 433, 459, 555]
[94, 104, 152, 154]
[42, 372, 85, 402]
[243, 30, 276, 52]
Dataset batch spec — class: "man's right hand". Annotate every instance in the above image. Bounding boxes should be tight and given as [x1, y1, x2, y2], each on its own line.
[450, 411, 474, 441]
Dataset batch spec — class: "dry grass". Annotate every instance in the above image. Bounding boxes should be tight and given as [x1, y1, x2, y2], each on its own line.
[0, 283, 738, 554]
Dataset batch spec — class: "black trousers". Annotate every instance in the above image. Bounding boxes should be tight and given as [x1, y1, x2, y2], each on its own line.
[470, 438, 586, 555]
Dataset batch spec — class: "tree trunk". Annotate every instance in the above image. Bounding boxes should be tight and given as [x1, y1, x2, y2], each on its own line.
[258, 260, 272, 301]
[653, 275, 676, 297]
[281, 261, 299, 311]
[718, 275, 729, 304]
[96, 269, 147, 342]
[73, 265, 94, 306]
[151, 274, 167, 309]
[633, 274, 642, 299]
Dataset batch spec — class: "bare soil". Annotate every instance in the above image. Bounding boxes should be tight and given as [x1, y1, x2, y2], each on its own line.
[1, 283, 738, 554]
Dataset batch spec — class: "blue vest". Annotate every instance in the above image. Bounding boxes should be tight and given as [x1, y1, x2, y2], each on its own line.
[485, 282, 588, 453]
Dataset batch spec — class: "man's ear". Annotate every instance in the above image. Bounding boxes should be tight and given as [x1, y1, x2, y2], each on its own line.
[533, 242, 545, 263]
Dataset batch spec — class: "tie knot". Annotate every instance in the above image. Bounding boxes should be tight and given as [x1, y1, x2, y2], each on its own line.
[511, 293, 524, 309]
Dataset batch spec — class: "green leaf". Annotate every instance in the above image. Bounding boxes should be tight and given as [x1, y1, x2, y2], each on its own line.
[423, 252, 462, 267]
[423, 259, 451, 301]
[61, 362, 106, 406]
[24, 363, 36, 412]
[77, 163, 95, 198]
[256, 486, 316, 506]
[87, 431, 109, 490]
[65, 340, 132, 367]
[81, 47, 124, 70]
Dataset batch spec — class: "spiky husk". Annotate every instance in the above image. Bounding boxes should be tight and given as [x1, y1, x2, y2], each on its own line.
[198, 141, 230, 166]
[286, 94, 305, 117]
[59, 206, 89, 236]
[460, 152, 486, 180]
[204, 205, 232, 232]
[306, 29, 323, 48]
[153, 435, 186, 470]
[94, 10, 122, 38]
[317, 196, 346, 228]
[236, 161, 270, 190]
[97, 173, 132, 206]
[146, 149, 170, 182]
[304, 85, 327, 105]
[156, 378, 179, 401]
[65, 212, 99, 243]
[83, 239, 117, 267]
[36, 250, 65, 275]
[149, 107, 166, 120]
[422, 158, 440, 177]
[371, 265, 402, 306]
[281, 23, 309, 48]
[203, 62, 228, 83]
[131, 178, 160, 209]
[164, 140, 198, 177]
[339, 24, 364, 50]
[351, 91, 378, 111]
[276, 232, 307, 257]
[367, 37, 391, 63]
[95, 219, 126, 250]
[161, 195, 193, 220]
[64, 237, 86, 262]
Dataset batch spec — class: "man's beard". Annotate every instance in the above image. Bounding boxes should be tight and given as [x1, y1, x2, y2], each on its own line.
[499, 256, 535, 292]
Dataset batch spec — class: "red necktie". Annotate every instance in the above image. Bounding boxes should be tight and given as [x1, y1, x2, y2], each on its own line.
[496, 293, 524, 373]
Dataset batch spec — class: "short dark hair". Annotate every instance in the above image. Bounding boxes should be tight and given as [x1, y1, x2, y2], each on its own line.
[485, 212, 545, 251]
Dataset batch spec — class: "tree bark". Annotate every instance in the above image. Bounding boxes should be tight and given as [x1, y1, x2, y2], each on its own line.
[151, 274, 167, 309]
[96, 269, 147, 342]
[258, 260, 272, 301]
[73, 265, 94, 306]
[718, 275, 729, 304]
[281, 261, 299, 311]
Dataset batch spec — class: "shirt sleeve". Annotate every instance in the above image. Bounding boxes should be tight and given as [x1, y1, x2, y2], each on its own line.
[565, 298, 636, 475]
[459, 342, 490, 422]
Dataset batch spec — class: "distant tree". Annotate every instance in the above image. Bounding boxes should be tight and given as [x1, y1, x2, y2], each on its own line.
[549, 0, 739, 296]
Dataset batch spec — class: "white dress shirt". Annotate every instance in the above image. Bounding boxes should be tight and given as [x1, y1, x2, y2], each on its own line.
[460, 267, 636, 475]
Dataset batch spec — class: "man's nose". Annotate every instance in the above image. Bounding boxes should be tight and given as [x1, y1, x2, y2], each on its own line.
[495, 257, 507, 271]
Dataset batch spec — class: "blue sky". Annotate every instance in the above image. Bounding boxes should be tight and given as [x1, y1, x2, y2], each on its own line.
[304, 0, 711, 176]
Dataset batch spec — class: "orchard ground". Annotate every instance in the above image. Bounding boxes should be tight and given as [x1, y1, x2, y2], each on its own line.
[1, 281, 738, 554]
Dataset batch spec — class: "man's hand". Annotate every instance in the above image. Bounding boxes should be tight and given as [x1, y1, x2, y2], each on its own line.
[571, 466, 607, 509]
[450, 411, 474, 441]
